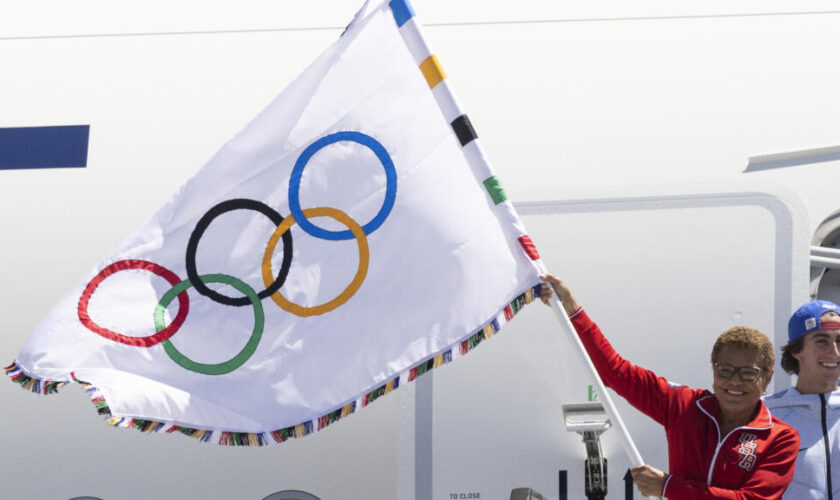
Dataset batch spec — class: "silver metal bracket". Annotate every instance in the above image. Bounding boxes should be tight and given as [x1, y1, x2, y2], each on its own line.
[562, 402, 612, 500]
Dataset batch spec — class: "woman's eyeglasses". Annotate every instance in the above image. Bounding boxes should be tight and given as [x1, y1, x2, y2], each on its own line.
[714, 363, 763, 382]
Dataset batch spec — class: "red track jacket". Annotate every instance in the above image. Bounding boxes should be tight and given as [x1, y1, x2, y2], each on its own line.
[570, 308, 799, 499]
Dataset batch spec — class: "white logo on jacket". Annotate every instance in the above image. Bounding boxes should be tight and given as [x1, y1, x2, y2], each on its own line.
[737, 433, 759, 471]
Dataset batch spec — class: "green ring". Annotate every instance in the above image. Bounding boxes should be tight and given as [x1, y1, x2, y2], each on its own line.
[155, 274, 264, 375]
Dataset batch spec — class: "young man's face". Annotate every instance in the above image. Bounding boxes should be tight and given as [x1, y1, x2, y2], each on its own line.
[794, 314, 840, 394]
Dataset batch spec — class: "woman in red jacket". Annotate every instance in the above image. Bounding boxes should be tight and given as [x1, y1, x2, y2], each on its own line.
[541, 274, 799, 499]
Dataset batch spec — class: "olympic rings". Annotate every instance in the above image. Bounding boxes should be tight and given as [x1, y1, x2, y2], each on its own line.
[185, 199, 293, 307]
[78, 259, 190, 347]
[262, 207, 369, 317]
[156, 274, 264, 375]
[77, 130, 397, 375]
[288, 131, 397, 241]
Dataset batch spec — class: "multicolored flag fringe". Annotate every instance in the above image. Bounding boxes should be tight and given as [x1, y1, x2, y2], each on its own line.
[6, 0, 544, 445]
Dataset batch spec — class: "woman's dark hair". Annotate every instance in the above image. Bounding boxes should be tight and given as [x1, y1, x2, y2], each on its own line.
[711, 326, 775, 372]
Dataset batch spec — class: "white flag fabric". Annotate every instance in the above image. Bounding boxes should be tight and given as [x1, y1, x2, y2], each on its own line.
[7, 0, 543, 445]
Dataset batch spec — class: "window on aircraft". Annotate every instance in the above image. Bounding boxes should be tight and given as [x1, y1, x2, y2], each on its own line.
[811, 210, 840, 304]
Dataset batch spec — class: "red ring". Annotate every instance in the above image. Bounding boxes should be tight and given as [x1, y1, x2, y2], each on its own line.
[77, 259, 190, 347]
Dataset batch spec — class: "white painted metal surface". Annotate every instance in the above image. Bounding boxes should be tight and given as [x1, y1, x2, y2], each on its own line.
[1, 2, 838, 498]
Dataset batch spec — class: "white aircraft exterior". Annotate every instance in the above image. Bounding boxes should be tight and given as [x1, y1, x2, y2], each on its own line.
[1, 2, 839, 499]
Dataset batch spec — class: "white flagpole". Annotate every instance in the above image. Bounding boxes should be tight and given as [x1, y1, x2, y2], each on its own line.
[548, 286, 662, 499]
[388, 1, 659, 497]
[544, 284, 646, 467]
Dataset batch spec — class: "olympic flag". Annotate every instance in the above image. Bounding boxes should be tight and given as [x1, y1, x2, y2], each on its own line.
[6, 0, 545, 445]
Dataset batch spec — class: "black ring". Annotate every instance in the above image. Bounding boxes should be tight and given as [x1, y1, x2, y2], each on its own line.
[185, 199, 293, 306]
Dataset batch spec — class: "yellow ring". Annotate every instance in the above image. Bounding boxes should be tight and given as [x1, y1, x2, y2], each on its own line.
[262, 207, 369, 317]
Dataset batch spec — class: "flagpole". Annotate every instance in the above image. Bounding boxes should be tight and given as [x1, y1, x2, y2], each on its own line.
[544, 285, 646, 465]
[536, 264, 660, 497]
[388, 1, 659, 496]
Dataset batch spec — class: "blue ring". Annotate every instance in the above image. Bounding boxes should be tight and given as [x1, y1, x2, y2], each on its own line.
[288, 131, 397, 241]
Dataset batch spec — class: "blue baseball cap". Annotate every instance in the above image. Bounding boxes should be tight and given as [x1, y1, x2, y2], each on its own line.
[788, 299, 840, 342]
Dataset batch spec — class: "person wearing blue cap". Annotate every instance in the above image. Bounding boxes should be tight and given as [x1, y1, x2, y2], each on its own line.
[764, 299, 840, 499]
